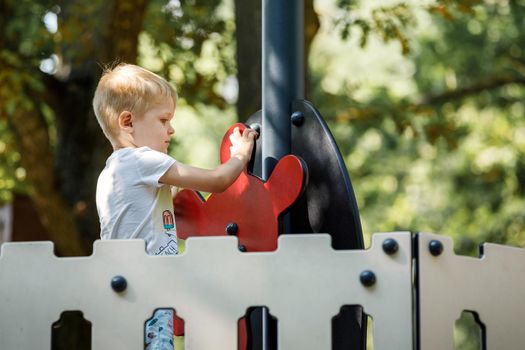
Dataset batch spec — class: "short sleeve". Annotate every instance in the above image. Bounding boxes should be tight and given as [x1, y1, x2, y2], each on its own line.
[133, 147, 176, 188]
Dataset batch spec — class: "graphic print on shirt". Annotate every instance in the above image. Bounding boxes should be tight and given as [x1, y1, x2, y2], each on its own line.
[162, 210, 175, 230]
[152, 187, 178, 256]
[156, 209, 178, 255]
[156, 238, 178, 255]
[155, 216, 178, 255]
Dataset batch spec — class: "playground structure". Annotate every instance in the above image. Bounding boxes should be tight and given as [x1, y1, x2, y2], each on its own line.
[1, 231, 525, 349]
[1, 1, 525, 349]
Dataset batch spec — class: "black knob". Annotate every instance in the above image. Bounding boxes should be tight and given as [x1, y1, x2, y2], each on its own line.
[226, 222, 238, 235]
[428, 240, 444, 256]
[238, 244, 247, 252]
[111, 275, 127, 293]
[291, 111, 305, 127]
[382, 238, 399, 255]
[360, 270, 376, 287]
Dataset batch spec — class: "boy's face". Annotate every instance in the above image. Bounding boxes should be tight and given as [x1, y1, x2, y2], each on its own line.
[132, 98, 175, 153]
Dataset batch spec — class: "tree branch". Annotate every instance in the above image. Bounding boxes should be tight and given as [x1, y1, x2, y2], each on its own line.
[338, 74, 525, 122]
[415, 75, 525, 106]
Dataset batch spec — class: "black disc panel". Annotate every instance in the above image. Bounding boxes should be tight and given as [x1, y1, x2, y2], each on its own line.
[246, 99, 364, 250]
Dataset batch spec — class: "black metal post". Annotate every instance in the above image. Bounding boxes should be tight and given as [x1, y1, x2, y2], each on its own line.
[257, 1, 304, 349]
[262, 0, 304, 179]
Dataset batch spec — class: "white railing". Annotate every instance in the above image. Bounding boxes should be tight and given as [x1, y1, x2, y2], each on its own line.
[0, 232, 524, 349]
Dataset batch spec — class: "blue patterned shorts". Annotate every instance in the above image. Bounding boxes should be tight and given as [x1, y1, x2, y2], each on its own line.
[145, 309, 174, 350]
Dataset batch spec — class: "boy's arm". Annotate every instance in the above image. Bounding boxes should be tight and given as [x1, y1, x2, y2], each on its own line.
[159, 127, 257, 193]
[160, 156, 247, 193]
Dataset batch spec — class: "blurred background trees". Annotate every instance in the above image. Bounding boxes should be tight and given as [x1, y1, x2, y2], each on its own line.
[1, 0, 524, 263]
[311, 0, 525, 257]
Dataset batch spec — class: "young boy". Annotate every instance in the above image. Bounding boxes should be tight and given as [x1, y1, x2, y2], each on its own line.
[92, 63, 257, 350]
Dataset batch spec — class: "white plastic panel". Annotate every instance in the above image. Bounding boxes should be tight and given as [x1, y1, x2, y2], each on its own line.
[0, 232, 413, 350]
[418, 233, 525, 350]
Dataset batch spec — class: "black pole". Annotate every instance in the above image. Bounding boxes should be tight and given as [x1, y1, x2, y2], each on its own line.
[262, 0, 304, 180]
[256, 2, 304, 349]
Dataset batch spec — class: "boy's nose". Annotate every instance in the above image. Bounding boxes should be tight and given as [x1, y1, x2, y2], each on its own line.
[168, 125, 175, 135]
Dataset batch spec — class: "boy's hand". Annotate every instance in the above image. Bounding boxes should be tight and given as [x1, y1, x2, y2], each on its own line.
[229, 126, 258, 163]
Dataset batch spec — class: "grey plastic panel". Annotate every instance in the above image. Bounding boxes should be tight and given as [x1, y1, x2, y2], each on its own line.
[417, 233, 525, 350]
[0, 233, 413, 350]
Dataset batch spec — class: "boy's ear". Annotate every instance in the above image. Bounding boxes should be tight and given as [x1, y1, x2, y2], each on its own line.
[118, 111, 133, 131]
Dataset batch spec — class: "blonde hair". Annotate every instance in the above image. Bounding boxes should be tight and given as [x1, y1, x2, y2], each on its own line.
[92, 63, 177, 142]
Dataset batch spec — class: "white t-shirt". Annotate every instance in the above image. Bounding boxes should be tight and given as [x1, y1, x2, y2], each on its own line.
[96, 147, 179, 255]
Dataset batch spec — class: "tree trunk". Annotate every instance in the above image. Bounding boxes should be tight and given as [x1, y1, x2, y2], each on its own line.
[8, 91, 87, 256]
[110, 0, 149, 63]
[234, 0, 262, 122]
[304, 0, 320, 99]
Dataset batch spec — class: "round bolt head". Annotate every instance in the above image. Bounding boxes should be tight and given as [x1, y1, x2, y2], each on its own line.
[291, 111, 305, 127]
[382, 238, 399, 255]
[428, 240, 444, 256]
[111, 275, 127, 293]
[238, 244, 247, 252]
[226, 222, 238, 235]
[360, 270, 376, 287]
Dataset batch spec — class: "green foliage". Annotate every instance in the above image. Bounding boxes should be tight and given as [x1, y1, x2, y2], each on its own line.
[454, 311, 483, 350]
[334, 0, 482, 55]
[138, 0, 238, 170]
[314, 0, 525, 257]
[140, 0, 236, 108]
[1, 0, 55, 59]
[335, 2, 416, 54]
[0, 120, 25, 204]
